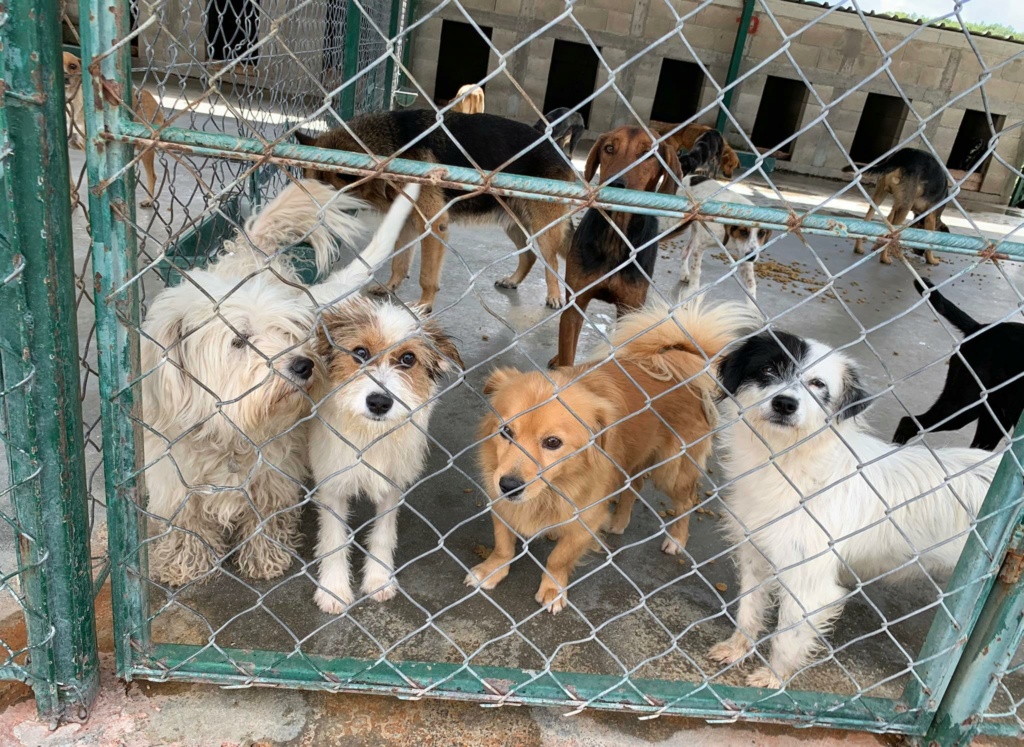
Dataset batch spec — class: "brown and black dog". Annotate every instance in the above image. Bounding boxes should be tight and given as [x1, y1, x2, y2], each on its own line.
[550, 126, 681, 368]
[296, 110, 575, 311]
[650, 121, 740, 178]
[846, 148, 949, 265]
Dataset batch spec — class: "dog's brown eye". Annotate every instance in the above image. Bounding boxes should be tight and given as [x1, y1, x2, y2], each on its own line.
[231, 335, 249, 349]
[500, 425, 514, 440]
[603, 143, 614, 154]
[399, 351, 416, 368]
[542, 436, 562, 450]
[353, 347, 370, 362]
[809, 378, 826, 389]
[762, 364, 776, 376]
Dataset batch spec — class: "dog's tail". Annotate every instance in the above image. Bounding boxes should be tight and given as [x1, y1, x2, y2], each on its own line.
[218, 180, 367, 278]
[602, 297, 761, 384]
[916, 277, 982, 336]
[311, 182, 421, 306]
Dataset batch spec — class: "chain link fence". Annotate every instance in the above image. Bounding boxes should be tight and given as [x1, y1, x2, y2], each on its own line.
[11, 0, 1024, 739]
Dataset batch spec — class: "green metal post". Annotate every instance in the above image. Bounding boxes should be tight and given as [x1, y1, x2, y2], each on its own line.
[715, 0, 755, 134]
[80, 0, 150, 673]
[340, 0, 363, 118]
[0, 0, 100, 720]
[921, 519, 1024, 745]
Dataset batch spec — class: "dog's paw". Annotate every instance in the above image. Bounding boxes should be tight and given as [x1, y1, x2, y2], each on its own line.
[236, 536, 293, 581]
[314, 585, 354, 614]
[465, 563, 507, 590]
[661, 536, 684, 555]
[140, 198, 154, 208]
[362, 569, 398, 602]
[368, 284, 392, 297]
[546, 355, 559, 371]
[494, 276, 519, 290]
[746, 667, 782, 689]
[607, 516, 630, 536]
[708, 637, 751, 666]
[545, 295, 564, 310]
[926, 253, 941, 266]
[535, 582, 567, 614]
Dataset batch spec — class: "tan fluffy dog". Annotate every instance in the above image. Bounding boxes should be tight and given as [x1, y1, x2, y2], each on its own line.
[64, 52, 165, 207]
[451, 84, 485, 114]
[467, 299, 757, 613]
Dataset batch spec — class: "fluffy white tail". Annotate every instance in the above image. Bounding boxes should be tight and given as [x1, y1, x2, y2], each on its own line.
[312, 182, 421, 306]
[216, 180, 367, 279]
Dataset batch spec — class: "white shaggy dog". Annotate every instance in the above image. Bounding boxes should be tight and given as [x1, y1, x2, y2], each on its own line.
[144, 180, 414, 586]
[660, 175, 771, 297]
[709, 330, 998, 688]
[308, 198, 461, 611]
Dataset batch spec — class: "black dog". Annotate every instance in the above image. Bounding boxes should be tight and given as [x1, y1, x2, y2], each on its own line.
[678, 129, 725, 177]
[893, 278, 1024, 450]
[533, 107, 585, 159]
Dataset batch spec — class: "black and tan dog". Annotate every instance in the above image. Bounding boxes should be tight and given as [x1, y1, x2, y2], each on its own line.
[550, 126, 681, 368]
[847, 148, 950, 265]
[296, 111, 575, 311]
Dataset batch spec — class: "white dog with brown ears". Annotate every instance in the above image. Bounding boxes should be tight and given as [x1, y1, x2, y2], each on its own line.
[308, 200, 463, 611]
[144, 179, 418, 587]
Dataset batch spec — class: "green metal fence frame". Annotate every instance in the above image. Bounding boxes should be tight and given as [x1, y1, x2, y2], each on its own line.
[0, 0, 100, 722]
[74, 0, 1024, 738]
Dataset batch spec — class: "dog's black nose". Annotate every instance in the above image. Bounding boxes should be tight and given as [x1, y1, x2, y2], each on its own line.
[608, 178, 626, 189]
[366, 391, 394, 416]
[290, 356, 314, 380]
[498, 475, 525, 498]
[771, 395, 799, 415]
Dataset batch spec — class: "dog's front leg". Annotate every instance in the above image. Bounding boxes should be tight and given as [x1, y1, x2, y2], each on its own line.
[361, 489, 402, 602]
[535, 518, 598, 614]
[747, 561, 845, 689]
[466, 512, 517, 590]
[708, 542, 775, 667]
[314, 488, 355, 614]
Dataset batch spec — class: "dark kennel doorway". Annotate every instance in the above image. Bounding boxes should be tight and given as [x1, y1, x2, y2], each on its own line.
[850, 93, 910, 164]
[750, 76, 809, 159]
[543, 39, 601, 128]
[947, 109, 1006, 190]
[207, 0, 259, 65]
[434, 20, 493, 105]
[650, 58, 704, 124]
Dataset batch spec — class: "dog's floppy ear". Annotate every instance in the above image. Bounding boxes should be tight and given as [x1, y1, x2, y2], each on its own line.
[483, 367, 517, 396]
[715, 342, 749, 400]
[423, 320, 464, 379]
[835, 364, 871, 421]
[584, 135, 606, 183]
[294, 130, 318, 147]
[140, 308, 193, 433]
[657, 141, 683, 194]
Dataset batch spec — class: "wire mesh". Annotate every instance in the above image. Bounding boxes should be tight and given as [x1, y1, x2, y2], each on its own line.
[73, 0, 1024, 736]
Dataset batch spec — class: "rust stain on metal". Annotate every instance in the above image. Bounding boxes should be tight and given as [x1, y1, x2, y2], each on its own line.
[482, 677, 514, 695]
[998, 545, 1024, 584]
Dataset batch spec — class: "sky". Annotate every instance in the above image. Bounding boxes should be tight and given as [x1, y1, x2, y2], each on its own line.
[830, 0, 1024, 33]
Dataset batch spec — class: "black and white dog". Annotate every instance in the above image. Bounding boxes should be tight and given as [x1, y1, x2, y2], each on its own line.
[709, 330, 997, 688]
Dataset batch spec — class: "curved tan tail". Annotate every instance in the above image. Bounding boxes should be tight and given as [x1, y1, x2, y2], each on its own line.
[601, 298, 760, 383]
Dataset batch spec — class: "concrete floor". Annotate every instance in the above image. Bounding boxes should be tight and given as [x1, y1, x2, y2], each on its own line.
[2, 117, 1024, 738]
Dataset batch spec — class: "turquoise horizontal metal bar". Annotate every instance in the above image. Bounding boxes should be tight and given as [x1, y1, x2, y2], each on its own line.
[112, 120, 1024, 262]
[137, 643, 924, 734]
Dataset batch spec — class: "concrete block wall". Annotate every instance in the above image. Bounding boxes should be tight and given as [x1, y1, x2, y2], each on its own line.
[404, 0, 1023, 203]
